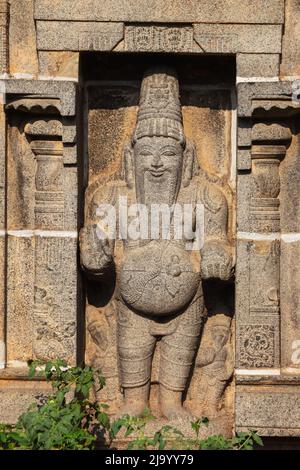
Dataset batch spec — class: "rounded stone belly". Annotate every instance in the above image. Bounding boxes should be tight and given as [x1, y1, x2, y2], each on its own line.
[119, 242, 200, 316]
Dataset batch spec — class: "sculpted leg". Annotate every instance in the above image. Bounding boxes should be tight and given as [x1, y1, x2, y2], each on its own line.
[117, 303, 155, 417]
[158, 295, 205, 420]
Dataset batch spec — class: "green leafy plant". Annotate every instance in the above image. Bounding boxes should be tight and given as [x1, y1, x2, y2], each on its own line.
[113, 412, 263, 451]
[111, 409, 186, 450]
[0, 360, 111, 450]
[0, 360, 263, 451]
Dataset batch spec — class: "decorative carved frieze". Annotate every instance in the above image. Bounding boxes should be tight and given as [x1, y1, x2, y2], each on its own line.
[125, 25, 194, 52]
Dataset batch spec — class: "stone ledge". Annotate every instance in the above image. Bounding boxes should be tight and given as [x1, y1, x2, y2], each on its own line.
[34, 0, 285, 24]
[236, 385, 300, 435]
[236, 374, 300, 385]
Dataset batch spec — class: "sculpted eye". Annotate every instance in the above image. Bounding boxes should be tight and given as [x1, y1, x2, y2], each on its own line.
[139, 151, 152, 157]
[162, 151, 176, 157]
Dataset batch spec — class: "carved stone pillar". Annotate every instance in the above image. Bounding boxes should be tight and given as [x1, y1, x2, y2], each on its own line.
[236, 82, 300, 436]
[22, 119, 78, 362]
[1, 81, 78, 385]
[250, 124, 291, 234]
[26, 133, 64, 230]
[237, 123, 291, 370]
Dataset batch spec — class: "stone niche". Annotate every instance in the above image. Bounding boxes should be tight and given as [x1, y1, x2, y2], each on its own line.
[1, 0, 300, 444]
[81, 53, 236, 434]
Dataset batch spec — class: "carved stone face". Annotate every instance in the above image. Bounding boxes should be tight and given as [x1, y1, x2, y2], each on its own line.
[133, 136, 183, 205]
[212, 325, 230, 348]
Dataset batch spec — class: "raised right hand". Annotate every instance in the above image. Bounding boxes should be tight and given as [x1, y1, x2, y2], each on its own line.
[79, 224, 113, 273]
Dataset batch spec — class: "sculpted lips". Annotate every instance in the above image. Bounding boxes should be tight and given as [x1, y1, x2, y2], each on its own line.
[148, 169, 166, 177]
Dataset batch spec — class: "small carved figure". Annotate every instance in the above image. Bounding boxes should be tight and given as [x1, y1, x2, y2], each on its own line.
[80, 67, 233, 419]
[187, 314, 234, 418]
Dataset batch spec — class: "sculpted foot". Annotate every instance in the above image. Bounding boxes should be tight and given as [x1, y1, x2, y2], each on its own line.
[161, 402, 194, 421]
[116, 384, 150, 418]
[117, 400, 149, 418]
[159, 385, 193, 421]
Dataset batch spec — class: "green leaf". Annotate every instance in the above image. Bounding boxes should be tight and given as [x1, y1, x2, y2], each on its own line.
[252, 432, 263, 447]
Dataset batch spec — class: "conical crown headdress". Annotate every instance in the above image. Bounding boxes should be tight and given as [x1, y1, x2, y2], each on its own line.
[133, 66, 185, 146]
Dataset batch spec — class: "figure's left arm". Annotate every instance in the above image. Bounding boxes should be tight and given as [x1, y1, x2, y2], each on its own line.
[200, 184, 234, 281]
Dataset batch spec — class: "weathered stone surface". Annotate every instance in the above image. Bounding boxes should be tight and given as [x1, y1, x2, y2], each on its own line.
[237, 149, 251, 171]
[0, 380, 52, 424]
[236, 386, 300, 434]
[124, 25, 194, 52]
[237, 173, 251, 231]
[237, 82, 293, 118]
[9, 0, 38, 75]
[280, 134, 300, 233]
[4, 79, 77, 116]
[194, 25, 282, 54]
[251, 123, 291, 143]
[0, 236, 5, 368]
[0, 1, 8, 74]
[38, 51, 79, 78]
[237, 54, 280, 78]
[280, 239, 300, 371]
[88, 84, 233, 183]
[7, 235, 35, 363]
[62, 118, 77, 144]
[7, 120, 36, 230]
[0, 96, 5, 368]
[63, 144, 77, 165]
[0, 103, 5, 228]
[63, 167, 78, 231]
[33, 236, 78, 364]
[236, 375, 300, 385]
[25, 119, 63, 137]
[281, 0, 300, 77]
[6, 113, 78, 232]
[250, 145, 285, 234]
[34, 0, 285, 23]
[36, 21, 124, 51]
[236, 239, 280, 369]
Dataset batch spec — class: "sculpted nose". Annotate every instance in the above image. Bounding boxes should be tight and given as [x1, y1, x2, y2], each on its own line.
[151, 154, 163, 168]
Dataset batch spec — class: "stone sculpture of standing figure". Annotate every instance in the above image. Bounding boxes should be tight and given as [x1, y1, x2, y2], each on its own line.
[80, 66, 233, 419]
